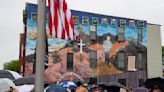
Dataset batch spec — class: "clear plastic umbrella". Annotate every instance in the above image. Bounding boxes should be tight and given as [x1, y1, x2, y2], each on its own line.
[6, 70, 22, 80]
[16, 85, 34, 92]
[0, 78, 17, 92]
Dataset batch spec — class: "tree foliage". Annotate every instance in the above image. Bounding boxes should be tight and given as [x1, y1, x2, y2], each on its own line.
[3, 60, 20, 73]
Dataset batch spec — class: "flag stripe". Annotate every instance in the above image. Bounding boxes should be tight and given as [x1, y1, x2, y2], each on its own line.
[48, 0, 52, 36]
[48, 0, 78, 41]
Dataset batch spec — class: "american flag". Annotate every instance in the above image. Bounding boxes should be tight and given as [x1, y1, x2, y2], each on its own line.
[48, 0, 78, 41]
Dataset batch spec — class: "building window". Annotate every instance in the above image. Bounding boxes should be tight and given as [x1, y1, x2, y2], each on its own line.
[92, 17, 98, 25]
[117, 52, 125, 69]
[139, 79, 144, 87]
[118, 79, 126, 86]
[137, 21, 144, 29]
[118, 28, 125, 41]
[129, 20, 135, 28]
[90, 25, 97, 40]
[119, 19, 126, 28]
[82, 16, 89, 25]
[138, 29, 142, 42]
[111, 18, 117, 26]
[31, 13, 37, 21]
[127, 56, 136, 71]
[101, 18, 108, 25]
[137, 53, 143, 69]
[67, 53, 73, 71]
[73, 16, 79, 24]
[46, 14, 48, 23]
[89, 51, 97, 68]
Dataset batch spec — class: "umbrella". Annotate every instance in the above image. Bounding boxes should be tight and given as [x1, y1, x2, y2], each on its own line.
[98, 82, 127, 92]
[143, 77, 164, 89]
[16, 84, 34, 92]
[45, 84, 67, 92]
[98, 82, 126, 89]
[6, 70, 23, 79]
[0, 70, 15, 80]
[0, 70, 22, 80]
[0, 78, 17, 92]
[133, 87, 147, 92]
[59, 81, 77, 88]
[15, 75, 48, 86]
[14, 76, 34, 86]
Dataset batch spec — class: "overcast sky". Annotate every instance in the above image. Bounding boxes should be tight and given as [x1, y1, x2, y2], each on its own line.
[0, 0, 164, 69]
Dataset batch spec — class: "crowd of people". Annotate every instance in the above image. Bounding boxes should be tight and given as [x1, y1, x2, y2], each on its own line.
[44, 80, 163, 92]
[0, 78, 163, 92]
[0, 70, 163, 92]
[44, 80, 111, 92]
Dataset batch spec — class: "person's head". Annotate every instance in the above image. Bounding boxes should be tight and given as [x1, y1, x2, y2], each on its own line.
[104, 89, 108, 92]
[153, 85, 160, 90]
[76, 81, 82, 87]
[93, 86, 100, 92]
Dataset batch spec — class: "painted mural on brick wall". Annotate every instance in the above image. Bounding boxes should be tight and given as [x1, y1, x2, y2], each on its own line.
[25, 3, 147, 83]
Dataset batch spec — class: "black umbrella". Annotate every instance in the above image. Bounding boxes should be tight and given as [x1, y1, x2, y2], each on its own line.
[143, 77, 164, 89]
[46, 84, 67, 92]
[133, 87, 147, 92]
[14, 76, 34, 86]
[98, 82, 126, 92]
[98, 82, 126, 88]
[0, 70, 15, 80]
[15, 75, 49, 87]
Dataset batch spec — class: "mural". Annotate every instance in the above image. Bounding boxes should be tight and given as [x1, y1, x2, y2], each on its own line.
[24, 3, 147, 83]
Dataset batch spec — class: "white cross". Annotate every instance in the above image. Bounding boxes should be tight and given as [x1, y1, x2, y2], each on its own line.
[78, 39, 85, 54]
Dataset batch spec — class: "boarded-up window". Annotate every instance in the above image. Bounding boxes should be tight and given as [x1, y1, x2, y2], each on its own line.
[128, 56, 137, 71]
[117, 52, 125, 69]
[67, 53, 73, 71]
[137, 53, 143, 69]
[118, 34, 125, 41]
[118, 27, 124, 33]
[138, 29, 142, 42]
[90, 25, 97, 40]
[118, 79, 126, 86]
[90, 32, 96, 40]
[90, 51, 97, 68]
[139, 79, 144, 87]
[118, 28, 125, 41]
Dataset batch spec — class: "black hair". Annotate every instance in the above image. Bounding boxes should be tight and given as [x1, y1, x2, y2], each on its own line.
[76, 81, 82, 86]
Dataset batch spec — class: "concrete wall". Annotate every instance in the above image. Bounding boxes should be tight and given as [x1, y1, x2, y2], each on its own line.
[147, 24, 163, 78]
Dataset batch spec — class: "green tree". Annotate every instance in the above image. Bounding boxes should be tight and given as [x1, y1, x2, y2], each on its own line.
[3, 60, 20, 73]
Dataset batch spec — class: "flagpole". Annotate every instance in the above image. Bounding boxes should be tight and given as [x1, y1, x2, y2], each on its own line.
[35, 0, 46, 91]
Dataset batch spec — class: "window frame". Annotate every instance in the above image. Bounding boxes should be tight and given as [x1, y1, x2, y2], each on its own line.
[138, 29, 142, 42]
[137, 53, 143, 70]
[90, 25, 97, 40]
[89, 50, 97, 69]
[118, 27, 125, 42]
[117, 52, 125, 69]
[67, 53, 73, 71]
